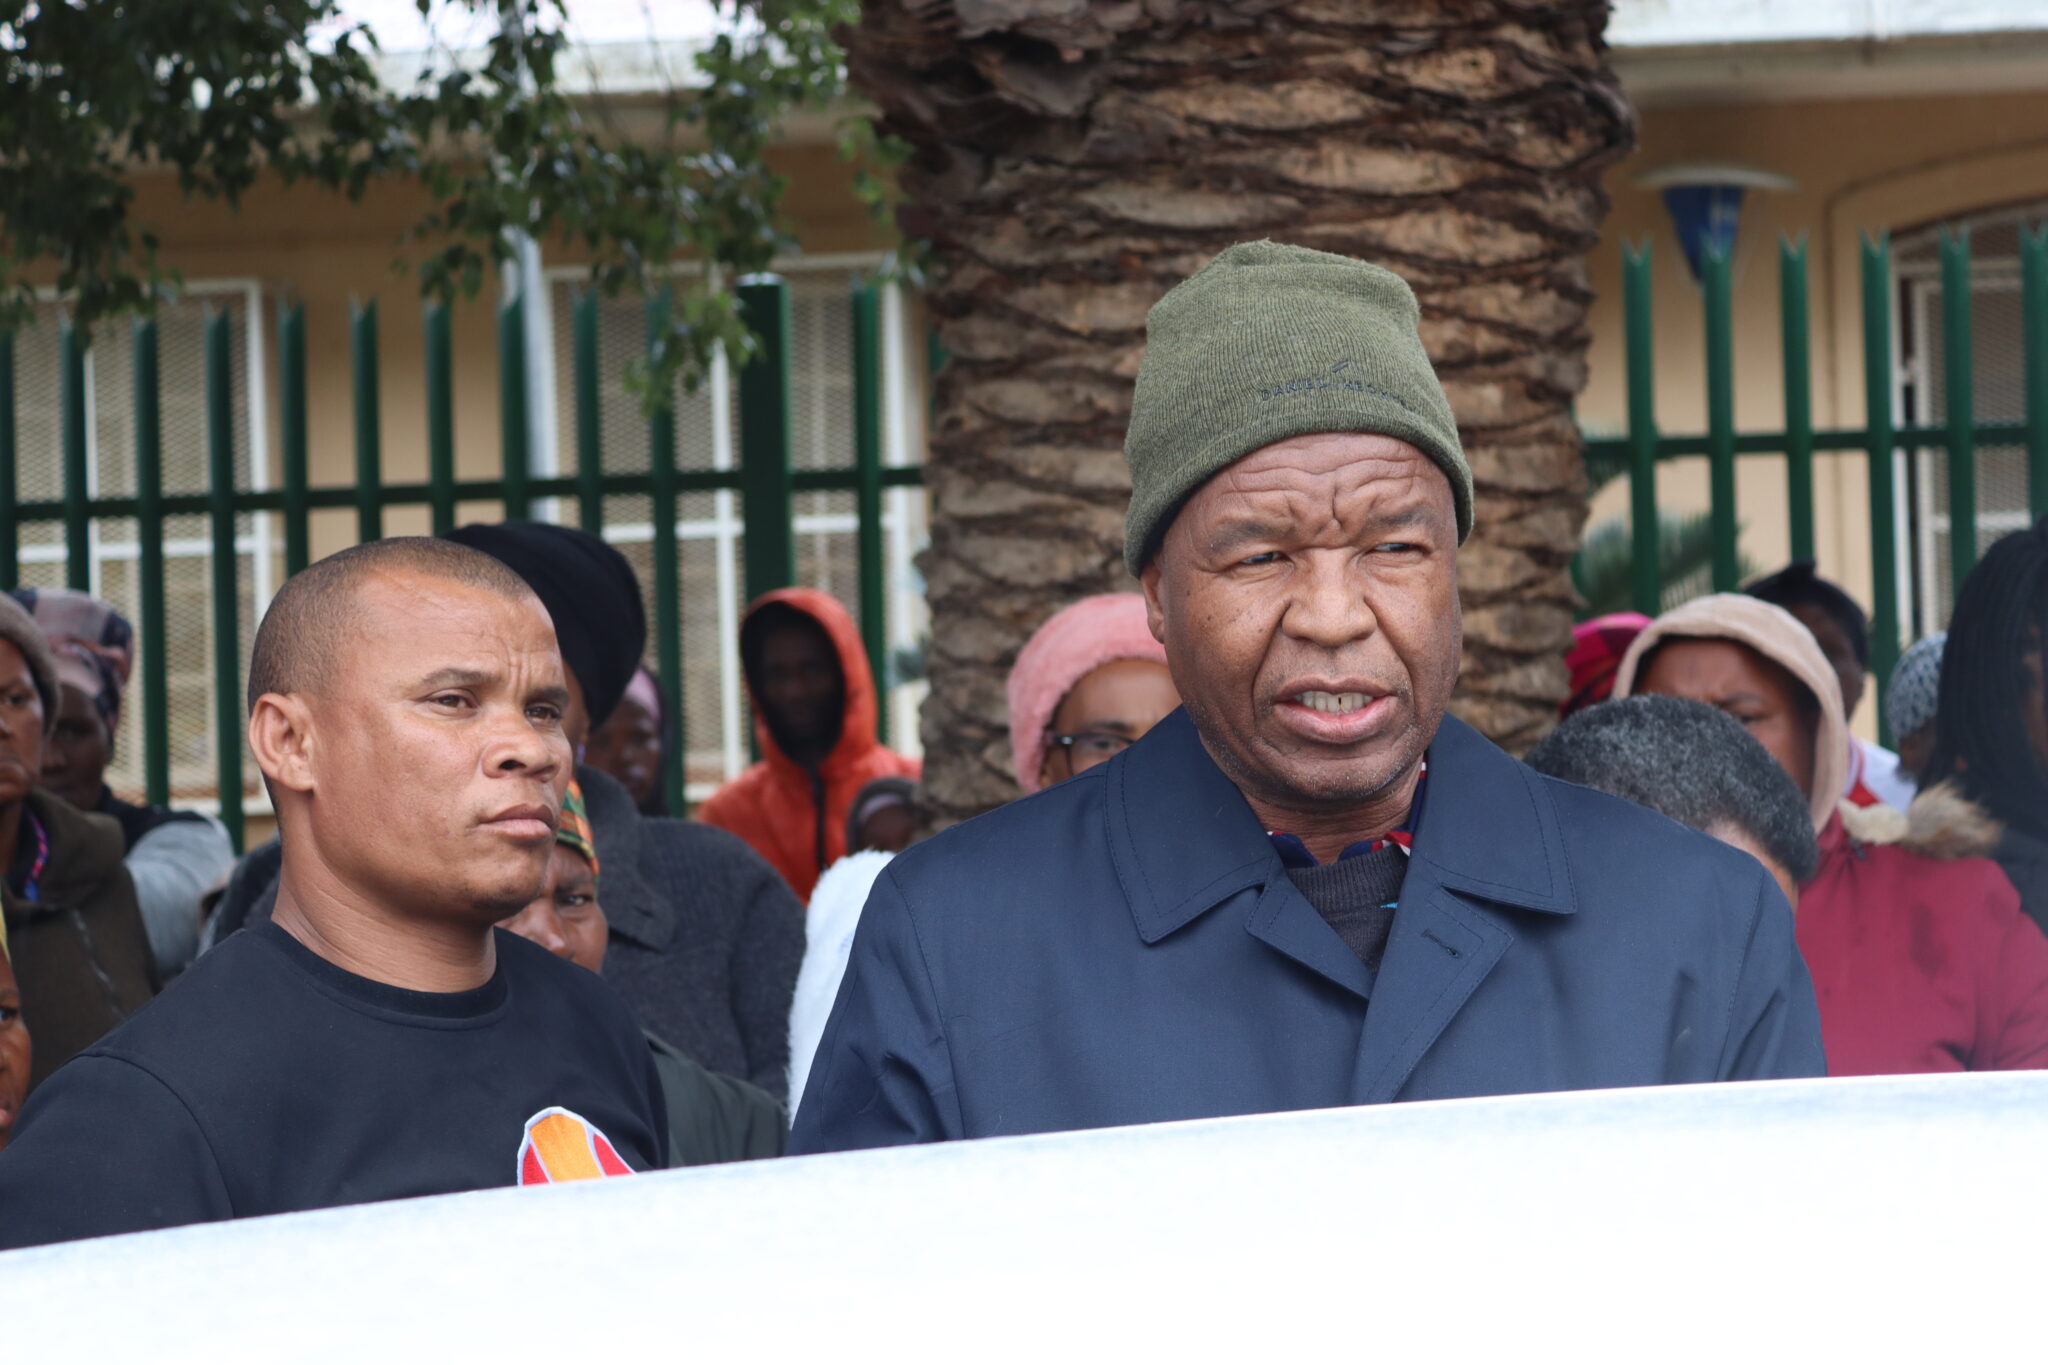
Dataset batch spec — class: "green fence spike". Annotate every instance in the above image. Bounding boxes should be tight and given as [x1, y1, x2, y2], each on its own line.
[0, 245, 2013, 828]
[9, 283, 923, 839]
[1702, 244, 1739, 591]
[1861, 233, 1902, 743]
[425, 300, 456, 536]
[499, 290, 530, 521]
[738, 276, 795, 601]
[852, 275, 889, 745]
[573, 289, 603, 533]
[2025, 225, 2048, 521]
[351, 299, 383, 543]
[1622, 240, 1661, 614]
[1780, 237, 1816, 563]
[0, 333, 16, 590]
[133, 318, 170, 808]
[205, 311, 244, 851]
[645, 288, 684, 816]
[1941, 226, 1978, 598]
[278, 301, 310, 577]
[59, 320, 89, 591]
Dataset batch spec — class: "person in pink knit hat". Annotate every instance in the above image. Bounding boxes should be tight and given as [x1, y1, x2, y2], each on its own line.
[1007, 594, 1181, 794]
[788, 593, 1177, 1115]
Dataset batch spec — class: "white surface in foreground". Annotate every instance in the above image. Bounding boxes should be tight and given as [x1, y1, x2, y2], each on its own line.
[6, 1073, 2039, 1359]
[1609, 0, 2048, 47]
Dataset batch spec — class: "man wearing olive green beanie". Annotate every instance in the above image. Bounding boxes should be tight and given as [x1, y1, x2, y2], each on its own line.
[1122, 239, 1473, 574]
[790, 240, 1823, 1158]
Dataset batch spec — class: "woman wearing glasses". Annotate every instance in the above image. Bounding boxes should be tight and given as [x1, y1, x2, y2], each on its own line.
[1008, 593, 1181, 793]
[789, 594, 1179, 1114]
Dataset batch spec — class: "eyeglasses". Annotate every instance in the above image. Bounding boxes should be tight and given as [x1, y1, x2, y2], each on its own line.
[1046, 730, 1135, 774]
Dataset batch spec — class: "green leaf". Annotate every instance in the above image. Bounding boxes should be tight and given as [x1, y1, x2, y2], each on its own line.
[0, 0, 906, 400]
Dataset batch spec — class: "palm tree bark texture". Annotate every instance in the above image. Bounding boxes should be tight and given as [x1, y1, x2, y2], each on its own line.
[846, 0, 1636, 826]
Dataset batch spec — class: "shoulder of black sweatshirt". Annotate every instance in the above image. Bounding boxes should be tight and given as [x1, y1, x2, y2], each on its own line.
[0, 922, 667, 1250]
[198, 771, 806, 1100]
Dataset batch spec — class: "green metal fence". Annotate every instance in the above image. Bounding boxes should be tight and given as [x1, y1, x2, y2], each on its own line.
[0, 274, 921, 851]
[1585, 229, 2048, 744]
[19, 234, 2041, 842]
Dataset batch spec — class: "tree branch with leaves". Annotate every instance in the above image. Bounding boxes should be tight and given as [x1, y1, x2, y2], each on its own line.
[0, 0, 864, 392]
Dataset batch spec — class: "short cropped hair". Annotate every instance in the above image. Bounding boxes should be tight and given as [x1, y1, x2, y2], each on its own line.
[1525, 694, 1819, 885]
[1745, 560, 1869, 671]
[247, 537, 535, 712]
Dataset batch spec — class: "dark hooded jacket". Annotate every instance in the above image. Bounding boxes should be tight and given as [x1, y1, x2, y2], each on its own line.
[3, 789, 155, 1087]
[2000, 830, 2048, 940]
[580, 767, 805, 1098]
[1892, 780, 2048, 957]
[648, 1032, 785, 1166]
[698, 589, 920, 900]
[790, 710, 1823, 1153]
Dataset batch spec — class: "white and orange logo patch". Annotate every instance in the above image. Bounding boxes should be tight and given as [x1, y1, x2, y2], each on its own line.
[516, 1106, 637, 1185]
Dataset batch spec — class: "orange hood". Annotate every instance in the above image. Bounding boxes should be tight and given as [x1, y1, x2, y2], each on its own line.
[739, 587, 884, 781]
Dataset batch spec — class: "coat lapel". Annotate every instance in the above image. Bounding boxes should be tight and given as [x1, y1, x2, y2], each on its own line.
[1244, 878, 1376, 1001]
[1346, 716, 1577, 1102]
[1350, 886, 1513, 1102]
[1108, 710, 1275, 944]
[1109, 711, 1580, 1103]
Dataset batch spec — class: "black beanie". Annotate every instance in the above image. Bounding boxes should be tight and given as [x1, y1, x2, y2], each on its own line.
[442, 522, 647, 729]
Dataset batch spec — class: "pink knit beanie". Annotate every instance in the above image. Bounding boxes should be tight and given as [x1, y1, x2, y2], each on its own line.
[1007, 594, 1169, 794]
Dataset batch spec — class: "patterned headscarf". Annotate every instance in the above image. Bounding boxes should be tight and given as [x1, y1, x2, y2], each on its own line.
[557, 780, 600, 878]
[1562, 612, 1653, 717]
[1885, 632, 1947, 743]
[9, 587, 133, 736]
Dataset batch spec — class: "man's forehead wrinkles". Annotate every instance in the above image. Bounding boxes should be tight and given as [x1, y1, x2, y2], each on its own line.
[1212, 473, 1435, 521]
[1212, 457, 1432, 501]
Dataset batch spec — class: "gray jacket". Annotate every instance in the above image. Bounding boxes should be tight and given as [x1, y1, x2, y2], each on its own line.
[128, 816, 235, 978]
[580, 769, 805, 1098]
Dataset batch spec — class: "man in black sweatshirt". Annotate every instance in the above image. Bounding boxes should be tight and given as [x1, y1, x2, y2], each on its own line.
[0, 538, 666, 1249]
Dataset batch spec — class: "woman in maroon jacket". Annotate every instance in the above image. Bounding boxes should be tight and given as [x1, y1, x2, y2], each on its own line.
[1618, 593, 2048, 1076]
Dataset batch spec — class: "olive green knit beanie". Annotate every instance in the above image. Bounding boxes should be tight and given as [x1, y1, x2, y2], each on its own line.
[1122, 240, 1471, 575]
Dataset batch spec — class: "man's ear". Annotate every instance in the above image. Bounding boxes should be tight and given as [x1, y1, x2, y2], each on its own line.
[249, 693, 318, 795]
[1139, 557, 1168, 646]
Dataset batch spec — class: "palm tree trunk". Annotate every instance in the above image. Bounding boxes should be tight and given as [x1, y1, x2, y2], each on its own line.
[847, 0, 1636, 826]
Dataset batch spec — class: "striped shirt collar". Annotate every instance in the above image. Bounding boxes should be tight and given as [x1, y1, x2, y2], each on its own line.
[1268, 761, 1427, 870]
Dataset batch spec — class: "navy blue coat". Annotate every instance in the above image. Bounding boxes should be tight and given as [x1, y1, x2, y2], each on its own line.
[788, 710, 1825, 1153]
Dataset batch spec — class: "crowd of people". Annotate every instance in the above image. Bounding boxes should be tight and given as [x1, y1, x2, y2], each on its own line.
[1, 237, 2046, 1250]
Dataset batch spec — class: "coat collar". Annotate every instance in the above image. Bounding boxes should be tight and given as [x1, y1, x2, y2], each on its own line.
[1107, 707, 1576, 946]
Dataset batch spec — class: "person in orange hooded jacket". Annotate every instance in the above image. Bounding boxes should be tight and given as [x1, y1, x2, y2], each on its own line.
[699, 590, 920, 899]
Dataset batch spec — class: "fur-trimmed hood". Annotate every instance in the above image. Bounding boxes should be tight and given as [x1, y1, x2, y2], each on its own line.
[1834, 780, 2003, 862]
